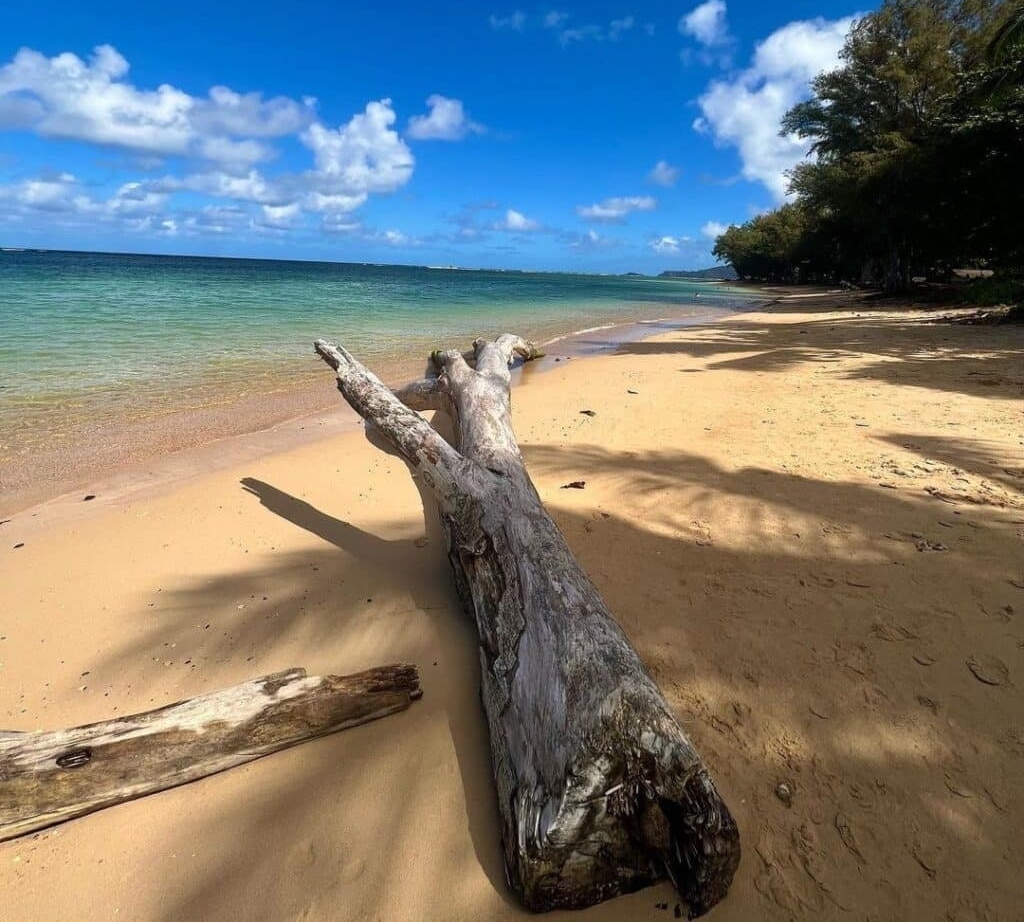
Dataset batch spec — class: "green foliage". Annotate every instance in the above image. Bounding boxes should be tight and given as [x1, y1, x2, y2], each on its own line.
[987, 0, 1024, 64]
[711, 205, 810, 282]
[932, 46, 1024, 267]
[961, 275, 1024, 305]
[783, 0, 962, 157]
[710, 0, 1023, 290]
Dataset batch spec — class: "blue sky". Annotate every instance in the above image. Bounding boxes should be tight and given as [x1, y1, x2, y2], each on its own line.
[0, 1, 863, 272]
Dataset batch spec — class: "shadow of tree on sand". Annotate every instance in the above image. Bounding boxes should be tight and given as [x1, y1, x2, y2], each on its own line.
[599, 312, 1024, 402]
[88, 439, 1022, 920]
[876, 432, 1024, 502]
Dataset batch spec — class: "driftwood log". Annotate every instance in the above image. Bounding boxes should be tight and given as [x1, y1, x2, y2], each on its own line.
[0, 664, 420, 842]
[314, 335, 739, 915]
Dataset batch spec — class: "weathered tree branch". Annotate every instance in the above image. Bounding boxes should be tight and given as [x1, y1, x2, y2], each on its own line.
[393, 377, 448, 412]
[314, 335, 739, 916]
[0, 664, 420, 842]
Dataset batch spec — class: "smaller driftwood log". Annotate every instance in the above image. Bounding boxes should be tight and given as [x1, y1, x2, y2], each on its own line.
[0, 664, 420, 842]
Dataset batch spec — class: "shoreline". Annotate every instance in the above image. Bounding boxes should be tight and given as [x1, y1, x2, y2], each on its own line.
[1, 251, 762, 515]
[0, 300, 759, 520]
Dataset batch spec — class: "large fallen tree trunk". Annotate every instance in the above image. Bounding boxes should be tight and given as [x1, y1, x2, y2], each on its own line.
[0, 664, 420, 842]
[314, 335, 739, 916]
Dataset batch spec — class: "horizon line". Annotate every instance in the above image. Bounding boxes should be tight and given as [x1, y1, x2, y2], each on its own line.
[0, 245, 729, 277]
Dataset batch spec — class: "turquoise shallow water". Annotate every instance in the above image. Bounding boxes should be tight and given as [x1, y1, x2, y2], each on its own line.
[0, 250, 755, 458]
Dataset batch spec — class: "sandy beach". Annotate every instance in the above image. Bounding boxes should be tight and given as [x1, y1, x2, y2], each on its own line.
[2, 299, 1022, 920]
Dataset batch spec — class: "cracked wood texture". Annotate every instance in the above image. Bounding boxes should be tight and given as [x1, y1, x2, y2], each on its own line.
[314, 335, 739, 916]
[0, 664, 420, 842]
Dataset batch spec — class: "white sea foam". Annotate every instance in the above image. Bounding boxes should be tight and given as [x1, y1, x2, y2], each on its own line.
[540, 323, 618, 346]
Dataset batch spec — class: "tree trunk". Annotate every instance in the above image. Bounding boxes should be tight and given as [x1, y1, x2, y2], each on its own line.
[314, 335, 739, 916]
[0, 664, 420, 842]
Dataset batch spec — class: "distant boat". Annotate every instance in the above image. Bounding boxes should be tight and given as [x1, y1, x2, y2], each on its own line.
[1, 247, 27, 252]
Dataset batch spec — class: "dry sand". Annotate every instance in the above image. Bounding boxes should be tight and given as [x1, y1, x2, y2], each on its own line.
[2, 301, 1022, 921]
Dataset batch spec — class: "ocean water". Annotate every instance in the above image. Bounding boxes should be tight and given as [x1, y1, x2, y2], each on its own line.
[0, 250, 754, 465]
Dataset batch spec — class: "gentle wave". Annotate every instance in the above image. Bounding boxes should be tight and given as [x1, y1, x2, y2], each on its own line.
[539, 323, 619, 346]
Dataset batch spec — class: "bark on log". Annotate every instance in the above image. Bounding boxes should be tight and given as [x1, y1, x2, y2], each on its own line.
[0, 664, 420, 842]
[314, 335, 739, 916]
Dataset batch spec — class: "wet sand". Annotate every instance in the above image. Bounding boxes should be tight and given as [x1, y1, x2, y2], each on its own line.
[0, 310, 736, 518]
[1, 298, 1022, 920]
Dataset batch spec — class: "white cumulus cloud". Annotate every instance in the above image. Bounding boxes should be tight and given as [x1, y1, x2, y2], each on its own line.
[679, 0, 731, 47]
[407, 95, 483, 141]
[196, 136, 274, 170]
[693, 16, 856, 200]
[0, 172, 82, 212]
[107, 181, 169, 215]
[190, 85, 314, 138]
[649, 234, 703, 259]
[261, 202, 301, 227]
[496, 208, 539, 231]
[651, 235, 681, 253]
[577, 195, 656, 223]
[184, 204, 250, 235]
[320, 215, 363, 234]
[701, 220, 729, 238]
[648, 160, 679, 186]
[0, 45, 314, 169]
[164, 99, 415, 217]
[301, 100, 413, 192]
[0, 172, 172, 230]
[0, 93, 419, 240]
[164, 169, 285, 205]
[0, 46, 192, 154]
[301, 191, 368, 213]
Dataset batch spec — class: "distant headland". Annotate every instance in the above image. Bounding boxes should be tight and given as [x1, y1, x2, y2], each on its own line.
[657, 266, 738, 280]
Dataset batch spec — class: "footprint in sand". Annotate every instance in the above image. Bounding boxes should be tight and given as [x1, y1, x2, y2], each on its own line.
[340, 857, 366, 882]
[965, 654, 1011, 687]
[870, 620, 918, 642]
[911, 837, 942, 879]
